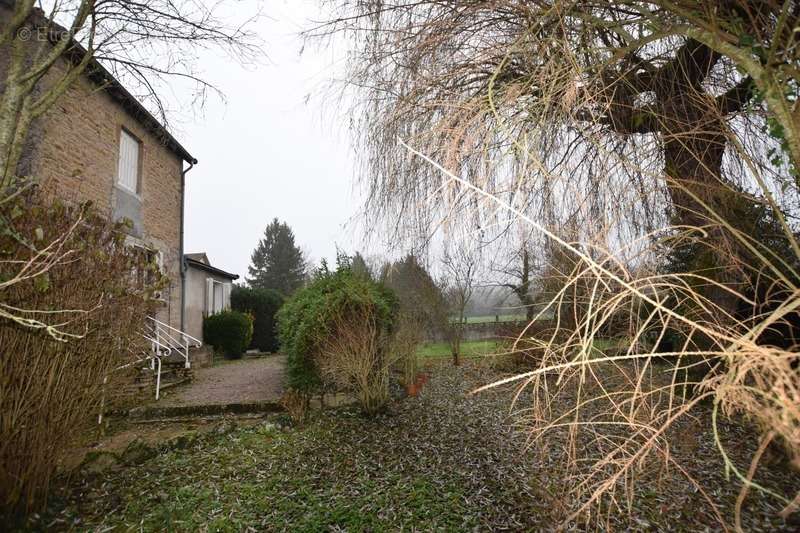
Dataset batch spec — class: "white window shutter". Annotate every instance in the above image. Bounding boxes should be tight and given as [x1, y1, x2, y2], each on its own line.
[222, 283, 232, 310]
[205, 278, 214, 316]
[117, 130, 140, 193]
[213, 282, 224, 314]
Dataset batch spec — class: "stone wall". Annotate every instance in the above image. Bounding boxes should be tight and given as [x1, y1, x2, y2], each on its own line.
[189, 345, 213, 368]
[428, 321, 519, 342]
[34, 63, 185, 328]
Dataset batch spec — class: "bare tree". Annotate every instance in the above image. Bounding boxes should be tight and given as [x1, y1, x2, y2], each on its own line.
[313, 1, 800, 300]
[0, 0, 260, 337]
[491, 238, 537, 321]
[441, 237, 481, 366]
[0, 0, 260, 197]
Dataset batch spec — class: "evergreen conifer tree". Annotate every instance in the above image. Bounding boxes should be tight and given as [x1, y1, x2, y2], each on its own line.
[247, 218, 306, 296]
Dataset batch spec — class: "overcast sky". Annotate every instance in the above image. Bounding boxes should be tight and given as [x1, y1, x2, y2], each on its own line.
[180, 1, 362, 278]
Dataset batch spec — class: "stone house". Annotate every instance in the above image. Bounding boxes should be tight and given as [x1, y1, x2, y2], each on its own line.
[1, 1, 197, 333]
[183, 253, 239, 343]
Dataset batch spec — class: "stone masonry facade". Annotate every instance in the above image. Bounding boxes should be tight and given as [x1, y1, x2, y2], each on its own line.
[0, 6, 193, 330]
[29, 65, 187, 328]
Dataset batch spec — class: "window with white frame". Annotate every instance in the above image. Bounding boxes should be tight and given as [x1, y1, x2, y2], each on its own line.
[117, 129, 141, 193]
[205, 279, 231, 316]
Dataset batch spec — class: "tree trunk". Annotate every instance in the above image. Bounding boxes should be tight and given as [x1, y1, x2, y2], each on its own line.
[0, 39, 31, 193]
[653, 40, 748, 317]
[660, 93, 744, 316]
[452, 317, 461, 366]
[661, 96, 729, 231]
[449, 305, 465, 367]
[511, 246, 535, 321]
[521, 247, 534, 321]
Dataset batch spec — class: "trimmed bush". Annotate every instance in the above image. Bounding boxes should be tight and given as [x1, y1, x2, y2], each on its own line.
[203, 310, 254, 359]
[277, 263, 399, 414]
[230, 286, 284, 352]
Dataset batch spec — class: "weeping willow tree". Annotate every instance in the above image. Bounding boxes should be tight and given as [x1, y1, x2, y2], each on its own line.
[314, 1, 800, 527]
[315, 0, 800, 247]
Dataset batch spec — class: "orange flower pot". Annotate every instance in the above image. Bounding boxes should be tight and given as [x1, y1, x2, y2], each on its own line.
[406, 382, 418, 397]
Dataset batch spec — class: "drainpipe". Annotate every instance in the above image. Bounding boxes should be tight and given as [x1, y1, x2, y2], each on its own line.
[179, 157, 197, 332]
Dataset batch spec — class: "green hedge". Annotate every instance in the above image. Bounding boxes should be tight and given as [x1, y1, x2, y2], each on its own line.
[231, 286, 284, 352]
[277, 265, 398, 394]
[203, 310, 253, 359]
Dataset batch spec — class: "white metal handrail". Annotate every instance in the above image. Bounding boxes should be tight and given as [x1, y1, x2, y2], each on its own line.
[148, 316, 202, 346]
[153, 325, 186, 360]
[141, 331, 171, 400]
[98, 333, 172, 424]
[98, 352, 155, 425]
[99, 319, 197, 415]
[146, 316, 196, 370]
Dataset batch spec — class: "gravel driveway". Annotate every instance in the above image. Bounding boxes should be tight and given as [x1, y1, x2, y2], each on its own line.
[160, 355, 286, 406]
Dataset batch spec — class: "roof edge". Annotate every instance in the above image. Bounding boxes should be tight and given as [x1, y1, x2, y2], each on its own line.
[82, 59, 197, 164]
[185, 257, 239, 280]
[11, 2, 197, 164]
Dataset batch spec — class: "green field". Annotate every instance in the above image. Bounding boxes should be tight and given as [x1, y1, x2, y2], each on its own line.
[417, 337, 624, 361]
[449, 312, 557, 324]
[416, 340, 501, 359]
[450, 315, 526, 324]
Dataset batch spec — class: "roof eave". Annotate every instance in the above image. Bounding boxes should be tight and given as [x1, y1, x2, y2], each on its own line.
[185, 258, 239, 280]
[16, 3, 198, 165]
[82, 59, 197, 165]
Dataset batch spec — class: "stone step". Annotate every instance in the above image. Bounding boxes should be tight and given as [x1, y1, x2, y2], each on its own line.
[162, 353, 189, 366]
[124, 377, 187, 393]
[133, 369, 177, 383]
[127, 400, 284, 421]
[158, 376, 191, 391]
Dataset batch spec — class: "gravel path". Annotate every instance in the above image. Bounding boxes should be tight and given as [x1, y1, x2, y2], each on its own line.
[160, 356, 286, 406]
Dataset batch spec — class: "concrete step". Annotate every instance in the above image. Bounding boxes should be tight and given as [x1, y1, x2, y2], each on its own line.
[162, 353, 188, 366]
[133, 369, 178, 383]
[158, 377, 191, 391]
[127, 400, 284, 421]
[126, 375, 187, 392]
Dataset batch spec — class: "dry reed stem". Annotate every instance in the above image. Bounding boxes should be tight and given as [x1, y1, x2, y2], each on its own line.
[402, 138, 799, 528]
[0, 193, 160, 518]
[316, 2, 800, 526]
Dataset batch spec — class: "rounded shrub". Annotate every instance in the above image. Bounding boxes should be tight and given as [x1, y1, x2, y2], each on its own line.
[277, 264, 399, 413]
[203, 310, 254, 359]
[230, 286, 284, 352]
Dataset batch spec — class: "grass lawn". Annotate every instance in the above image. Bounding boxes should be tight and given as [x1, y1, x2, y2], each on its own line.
[35, 366, 547, 531]
[31, 364, 799, 531]
[453, 314, 527, 324]
[416, 339, 501, 359]
[416, 336, 621, 361]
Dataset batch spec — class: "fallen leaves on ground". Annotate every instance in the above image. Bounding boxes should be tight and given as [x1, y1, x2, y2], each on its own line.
[28, 362, 799, 531]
